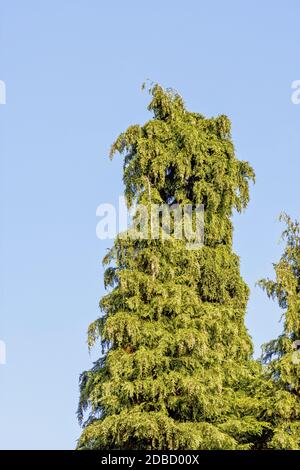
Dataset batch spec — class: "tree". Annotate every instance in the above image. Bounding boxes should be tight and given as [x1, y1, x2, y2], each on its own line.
[77, 84, 269, 450]
[258, 214, 300, 449]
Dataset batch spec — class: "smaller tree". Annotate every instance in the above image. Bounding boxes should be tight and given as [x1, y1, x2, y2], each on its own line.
[259, 213, 300, 449]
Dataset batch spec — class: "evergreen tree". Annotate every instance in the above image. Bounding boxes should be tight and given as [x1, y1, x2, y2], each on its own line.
[77, 84, 269, 450]
[258, 214, 300, 449]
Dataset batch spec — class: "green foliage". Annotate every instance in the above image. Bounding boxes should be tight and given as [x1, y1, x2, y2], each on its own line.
[77, 84, 269, 450]
[258, 214, 300, 449]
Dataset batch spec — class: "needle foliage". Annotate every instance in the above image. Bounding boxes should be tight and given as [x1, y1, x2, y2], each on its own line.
[77, 84, 275, 450]
[258, 214, 300, 449]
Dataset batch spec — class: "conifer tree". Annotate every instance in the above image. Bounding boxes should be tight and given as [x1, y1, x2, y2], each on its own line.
[77, 84, 269, 450]
[258, 214, 300, 449]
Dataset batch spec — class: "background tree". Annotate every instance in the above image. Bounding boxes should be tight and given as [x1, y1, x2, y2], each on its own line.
[258, 214, 300, 449]
[77, 84, 270, 450]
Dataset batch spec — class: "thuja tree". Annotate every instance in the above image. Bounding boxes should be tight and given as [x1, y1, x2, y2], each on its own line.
[258, 214, 300, 449]
[77, 84, 269, 450]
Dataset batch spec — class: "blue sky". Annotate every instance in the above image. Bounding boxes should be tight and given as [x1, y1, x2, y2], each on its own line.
[0, 0, 300, 449]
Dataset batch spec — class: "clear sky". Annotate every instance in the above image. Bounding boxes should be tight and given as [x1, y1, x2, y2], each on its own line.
[0, 0, 300, 450]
